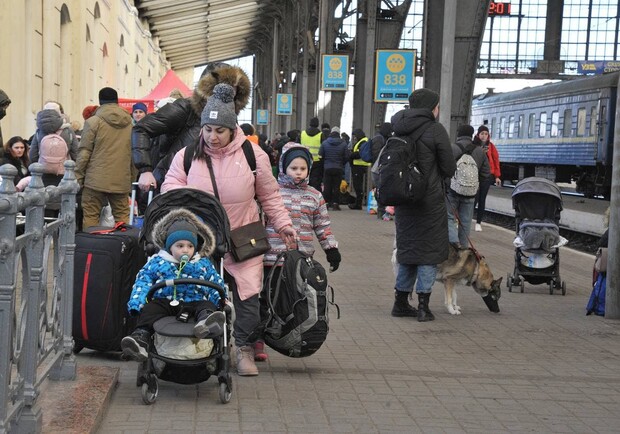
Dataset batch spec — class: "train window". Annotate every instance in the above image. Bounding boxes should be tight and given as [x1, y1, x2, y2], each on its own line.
[577, 108, 586, 136]
[490, 118, 496, 137]
[508, 116, 515, 138]
[590, 107, 598, 136]
[563, 110, 572, 137]
[528, 114, 535, 138]
[518, 114, 524, 138]
[550, 111, 559, 137]
[499, 117, 505, 138]
[539, 112, 547, 137]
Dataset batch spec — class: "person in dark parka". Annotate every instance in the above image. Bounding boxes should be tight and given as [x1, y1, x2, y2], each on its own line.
[0, 89, 11, 147]
[390, 88, 456, 322]
[131, 63, 251, 192]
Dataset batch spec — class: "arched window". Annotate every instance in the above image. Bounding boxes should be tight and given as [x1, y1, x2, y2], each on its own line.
[125, 65, 129, 74]
[94, 2, 101, 19]
[120, 34, 125, 47]
[102, 42, 108, 57]
[135, 54, 139, 63]
[86, 24, 91, 42]
[60, 4, 71, 24]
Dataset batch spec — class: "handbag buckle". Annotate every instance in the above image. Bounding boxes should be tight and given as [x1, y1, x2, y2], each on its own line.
[250, 239, 256, 246]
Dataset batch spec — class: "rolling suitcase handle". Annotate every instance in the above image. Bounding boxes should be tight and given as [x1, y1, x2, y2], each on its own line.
[129, 182, 154, 225]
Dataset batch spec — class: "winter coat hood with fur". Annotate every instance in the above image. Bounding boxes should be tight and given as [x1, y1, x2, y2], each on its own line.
[151, 208, 217, 258]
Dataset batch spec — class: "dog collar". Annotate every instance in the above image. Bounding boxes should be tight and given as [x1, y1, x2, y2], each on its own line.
[468, 261, 481, 286]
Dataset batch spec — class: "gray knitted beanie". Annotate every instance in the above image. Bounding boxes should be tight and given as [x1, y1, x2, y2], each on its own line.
[200, 83, 237, 129]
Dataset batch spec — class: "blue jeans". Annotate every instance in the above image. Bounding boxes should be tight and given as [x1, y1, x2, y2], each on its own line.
[446, 190, 475, 247]
[395, 264, 437, 294]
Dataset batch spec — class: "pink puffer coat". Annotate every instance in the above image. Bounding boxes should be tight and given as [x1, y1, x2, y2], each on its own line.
[162, 126, 292, 300]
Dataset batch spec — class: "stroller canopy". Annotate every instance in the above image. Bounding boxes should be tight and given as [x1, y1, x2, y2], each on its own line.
[140, 188, 231, 259]
[512, 177, 563, 222]
[512, 177, 562, 203]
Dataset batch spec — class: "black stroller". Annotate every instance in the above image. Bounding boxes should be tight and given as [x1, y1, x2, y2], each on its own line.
[507, 177, 567, 295]
[135, 188, 234, 405]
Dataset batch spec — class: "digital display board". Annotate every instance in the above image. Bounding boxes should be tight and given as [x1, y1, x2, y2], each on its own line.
[489, 2, 512, 16]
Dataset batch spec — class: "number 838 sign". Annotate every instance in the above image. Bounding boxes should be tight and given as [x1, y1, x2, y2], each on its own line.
[374, 50, 416, 103]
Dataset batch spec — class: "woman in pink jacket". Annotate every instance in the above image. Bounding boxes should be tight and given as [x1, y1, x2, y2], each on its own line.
[162, 83, 296, 376]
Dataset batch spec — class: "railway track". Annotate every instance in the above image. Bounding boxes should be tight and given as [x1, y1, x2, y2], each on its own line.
[484, 210, 601, 255]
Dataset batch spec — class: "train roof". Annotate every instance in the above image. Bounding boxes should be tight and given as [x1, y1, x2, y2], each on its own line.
[473, 71, 620, 105]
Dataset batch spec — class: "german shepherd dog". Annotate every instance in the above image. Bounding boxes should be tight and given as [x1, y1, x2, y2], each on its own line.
[436, 244, 502, 315]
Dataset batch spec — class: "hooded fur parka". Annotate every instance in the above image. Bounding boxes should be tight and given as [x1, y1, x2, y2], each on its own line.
[131, 65, 251, 186]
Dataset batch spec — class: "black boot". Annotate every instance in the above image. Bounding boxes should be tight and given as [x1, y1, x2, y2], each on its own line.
[482, 294, 500, 313]
[391, 290, 418, 317]
[417, 293, 435, 322]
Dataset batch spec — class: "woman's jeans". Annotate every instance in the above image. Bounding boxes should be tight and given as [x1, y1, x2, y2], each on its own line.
[395, 264, 437, 294]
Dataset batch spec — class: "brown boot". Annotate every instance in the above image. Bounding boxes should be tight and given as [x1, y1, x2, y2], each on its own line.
[236, 345, 259, 376]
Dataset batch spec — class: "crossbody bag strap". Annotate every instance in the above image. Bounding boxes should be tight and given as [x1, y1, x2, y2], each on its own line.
[204, 153, 220, 200]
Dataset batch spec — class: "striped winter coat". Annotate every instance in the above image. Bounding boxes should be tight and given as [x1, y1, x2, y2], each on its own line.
[264, 143, 338, 266]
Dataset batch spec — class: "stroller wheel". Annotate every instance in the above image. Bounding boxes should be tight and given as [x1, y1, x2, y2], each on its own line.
[520, 279, 525, 293]
[141, 375, 158, 405]
[561, 281, 566, 296]
[549, 281, 554, 295]
[73, 344, 83, 354]
[219, 382, 232, 404]
[507, 274, 513, 292]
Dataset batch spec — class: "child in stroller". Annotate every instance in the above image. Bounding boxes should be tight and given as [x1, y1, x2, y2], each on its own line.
[121, 198, 233, 404]
[121, 208, 226, 362]
[507, 177, 567, 295]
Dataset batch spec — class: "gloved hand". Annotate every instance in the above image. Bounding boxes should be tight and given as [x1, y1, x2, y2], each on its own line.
[325, 248, 341, 272]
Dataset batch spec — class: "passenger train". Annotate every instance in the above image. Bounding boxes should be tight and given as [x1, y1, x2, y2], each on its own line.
[470, 71, 618, 198]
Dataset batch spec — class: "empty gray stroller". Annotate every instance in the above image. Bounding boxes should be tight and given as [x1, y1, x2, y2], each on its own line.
[507, 177, 567, 295]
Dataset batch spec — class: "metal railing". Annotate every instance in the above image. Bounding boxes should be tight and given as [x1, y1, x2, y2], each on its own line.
[0, 162, 79, 434]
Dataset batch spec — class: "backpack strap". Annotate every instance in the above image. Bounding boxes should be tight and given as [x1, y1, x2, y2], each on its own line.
[184, 139, 256, 176]
[455, 141, 475, 158]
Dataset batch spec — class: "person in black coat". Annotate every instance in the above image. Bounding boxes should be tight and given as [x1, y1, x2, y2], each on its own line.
[131, 63, 251, 193]
[319, 126, 350, 210]
[390, 89, 456, 322]
[0, 89, 10, 147]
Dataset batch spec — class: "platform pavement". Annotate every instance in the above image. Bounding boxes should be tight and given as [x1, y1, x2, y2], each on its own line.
[61, 207, 620, 433]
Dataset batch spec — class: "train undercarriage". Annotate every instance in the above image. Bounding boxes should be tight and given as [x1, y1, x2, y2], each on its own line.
[500, 163, 611, 199]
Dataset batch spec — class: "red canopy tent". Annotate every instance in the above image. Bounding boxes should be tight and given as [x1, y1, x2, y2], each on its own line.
[118, 98, 155, 114]
[117, 70, 191, 114]
[144, 69, 193, 100]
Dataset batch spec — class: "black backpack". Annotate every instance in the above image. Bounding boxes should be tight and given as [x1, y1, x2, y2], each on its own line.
[374, 123, 433, 207]
[262, 250, 339, 358]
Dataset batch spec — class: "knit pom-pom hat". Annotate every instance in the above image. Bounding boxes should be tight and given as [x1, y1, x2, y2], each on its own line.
[200, 83, 237, 129]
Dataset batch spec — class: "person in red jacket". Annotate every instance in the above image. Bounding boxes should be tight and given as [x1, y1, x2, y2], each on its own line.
[473, 125, 501, 232]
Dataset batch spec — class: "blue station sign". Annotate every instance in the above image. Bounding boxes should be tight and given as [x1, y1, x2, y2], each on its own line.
[276, 93, 293, 115]
[578, 61, 620, 74]
[374, 49, 416, 103]
[321, 54, 349, 91]
[256, 109, 269, 125]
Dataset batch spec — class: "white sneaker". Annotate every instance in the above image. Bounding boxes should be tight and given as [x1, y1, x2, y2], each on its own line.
[475, 223, 482, 232]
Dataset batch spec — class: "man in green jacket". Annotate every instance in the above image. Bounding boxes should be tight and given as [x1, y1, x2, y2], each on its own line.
[76, 87, 134, 229]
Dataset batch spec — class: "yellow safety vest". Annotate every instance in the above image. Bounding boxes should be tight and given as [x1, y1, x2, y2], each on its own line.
[301, 130, 322, 162]
[352, 137, 371, 167]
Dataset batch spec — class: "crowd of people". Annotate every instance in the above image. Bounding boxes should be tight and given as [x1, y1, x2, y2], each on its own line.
[0, 64, 506, 376]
